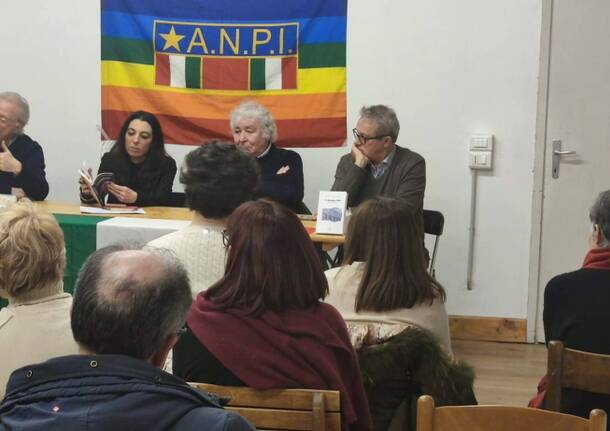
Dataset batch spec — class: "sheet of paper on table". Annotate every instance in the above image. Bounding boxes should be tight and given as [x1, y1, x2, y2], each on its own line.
[80, 206, 145, 215]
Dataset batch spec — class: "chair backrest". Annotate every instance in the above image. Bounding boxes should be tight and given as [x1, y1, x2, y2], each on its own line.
[422, 210, 444, 276]
[546, 340, 610, 411]
[190, 383, 341, 431]
[423, 210, 444, 237]
[416, 395, 606, 431]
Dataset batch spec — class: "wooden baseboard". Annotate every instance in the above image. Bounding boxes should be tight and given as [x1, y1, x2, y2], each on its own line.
[449, 315, 527, 343]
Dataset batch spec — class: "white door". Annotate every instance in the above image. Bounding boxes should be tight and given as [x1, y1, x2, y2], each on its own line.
[535, 0, 610, 340]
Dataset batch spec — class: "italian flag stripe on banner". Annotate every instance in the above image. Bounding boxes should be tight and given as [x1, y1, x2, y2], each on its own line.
[250, 58, 297, 90]
[155, 53, 201, 89]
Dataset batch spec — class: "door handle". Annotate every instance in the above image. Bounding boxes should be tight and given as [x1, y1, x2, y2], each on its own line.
[552, 139, 576, 179]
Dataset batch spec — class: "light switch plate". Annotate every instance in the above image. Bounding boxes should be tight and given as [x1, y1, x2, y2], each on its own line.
[469, 150, 493, 169]
[470, 134, 494, 151]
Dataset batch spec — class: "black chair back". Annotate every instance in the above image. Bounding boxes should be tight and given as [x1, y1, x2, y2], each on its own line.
[423, 210, 445, 277]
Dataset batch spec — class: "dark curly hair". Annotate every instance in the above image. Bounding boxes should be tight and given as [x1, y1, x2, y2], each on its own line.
[181, 141, 260, 219]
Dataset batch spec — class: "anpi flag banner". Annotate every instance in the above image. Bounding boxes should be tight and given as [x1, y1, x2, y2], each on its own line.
[101, 0, 347, 147]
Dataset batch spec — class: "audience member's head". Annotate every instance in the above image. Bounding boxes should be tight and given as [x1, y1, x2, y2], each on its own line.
[0, 201, 65, 301]
[343, 196, 445, 312]
[205, 198, 328, 315]
[181, 141, 260, 219]
[71, 245, 192, 366]
[230, 100, 277, 157]
[589, 190, 610, 248]
[0, 91, 29, 141]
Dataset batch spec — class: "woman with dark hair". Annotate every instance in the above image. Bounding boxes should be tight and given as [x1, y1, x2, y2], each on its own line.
[173, 199, 372, 430]
[80, 111, 176, 206]
[325, 196, 451, 353]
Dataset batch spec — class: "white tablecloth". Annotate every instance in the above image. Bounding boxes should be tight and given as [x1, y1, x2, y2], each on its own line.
[96, 217, 190, 249]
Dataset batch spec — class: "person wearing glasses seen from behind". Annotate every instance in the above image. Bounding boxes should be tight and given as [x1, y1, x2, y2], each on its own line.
[331, 105, 425, 234]
[0, 92, 48, 200]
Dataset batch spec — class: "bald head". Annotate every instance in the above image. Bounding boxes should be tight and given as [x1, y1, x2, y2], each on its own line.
[98, 250, 166, 302]
[71, 245, 192, 361]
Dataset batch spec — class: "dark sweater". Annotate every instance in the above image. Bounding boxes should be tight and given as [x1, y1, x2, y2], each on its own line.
[173, 325, 245, 386]
[90, 151, 177, 206]
[0, 134, 48, 200]
[332, 145, 425, 226]
[257, 144, 304, 213]
[543, 267, 610, 424]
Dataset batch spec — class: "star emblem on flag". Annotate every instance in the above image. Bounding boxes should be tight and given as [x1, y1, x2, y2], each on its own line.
[159, 26, 185, 52]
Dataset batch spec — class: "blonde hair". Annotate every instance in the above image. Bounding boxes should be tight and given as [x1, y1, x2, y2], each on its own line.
[0, 202, 65, 298]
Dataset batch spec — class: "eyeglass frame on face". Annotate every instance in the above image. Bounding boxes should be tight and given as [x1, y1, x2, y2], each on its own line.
[222, 229, 230, 247]
[352, 128, 387, 147]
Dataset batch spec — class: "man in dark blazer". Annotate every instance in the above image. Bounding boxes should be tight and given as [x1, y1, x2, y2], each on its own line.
[332, 104, 426, 225]
[0, 91, 49, 200]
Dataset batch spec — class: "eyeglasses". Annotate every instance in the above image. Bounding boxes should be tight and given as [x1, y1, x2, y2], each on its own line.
[352, 128, 386, 146]
[221, 229, 230, 247]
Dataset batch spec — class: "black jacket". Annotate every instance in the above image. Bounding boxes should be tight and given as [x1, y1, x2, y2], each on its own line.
[0, 134, 48, 200]
[257, 144, 304, 212]
[91, 151, 177, 206]
[0, 354, 254, 431]
[358, 327, 476, 431]
[544, 267, 610, 426]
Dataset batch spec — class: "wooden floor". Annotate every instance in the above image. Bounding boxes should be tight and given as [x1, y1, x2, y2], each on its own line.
[453, 340, 547, 406]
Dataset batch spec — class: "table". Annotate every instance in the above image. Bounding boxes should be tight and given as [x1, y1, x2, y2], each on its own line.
[36, 201, 344, 294]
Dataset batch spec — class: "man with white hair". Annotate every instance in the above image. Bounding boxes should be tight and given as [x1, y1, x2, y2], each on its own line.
[0, 91, 48, 200]
[230, 100, 304, 213]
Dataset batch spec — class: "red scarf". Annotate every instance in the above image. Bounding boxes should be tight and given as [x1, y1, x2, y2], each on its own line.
[187, 296, 372, 430]
[582, 247, 610, 270]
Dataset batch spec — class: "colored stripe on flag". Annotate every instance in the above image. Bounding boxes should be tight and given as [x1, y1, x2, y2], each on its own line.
[103, 109, 346, 147]
[250, 57, 297, 90]
[155, 53, 201, 89]
[202, 58, 249, 90]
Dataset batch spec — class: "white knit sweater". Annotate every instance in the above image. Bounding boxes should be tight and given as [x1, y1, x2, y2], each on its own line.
[148, 224, 226, 297]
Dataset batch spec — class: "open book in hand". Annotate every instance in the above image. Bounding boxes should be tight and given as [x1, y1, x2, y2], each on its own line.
[78, 169, 115, 208]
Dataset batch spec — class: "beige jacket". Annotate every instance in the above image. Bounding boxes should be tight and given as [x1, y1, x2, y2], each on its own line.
[325, 262, 452, 354]
[0, 287, 78, 397]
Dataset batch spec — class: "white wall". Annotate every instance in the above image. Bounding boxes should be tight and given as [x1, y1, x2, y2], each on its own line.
[0, 0, 541, 319]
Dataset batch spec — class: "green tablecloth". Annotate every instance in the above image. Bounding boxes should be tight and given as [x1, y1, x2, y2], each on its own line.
[54, 214, 109, 294]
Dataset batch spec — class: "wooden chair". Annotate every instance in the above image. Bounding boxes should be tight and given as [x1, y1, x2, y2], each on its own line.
[190, 383, 341, 431]
[546, 340, 610, 411]
[415, 395, 606, 431]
